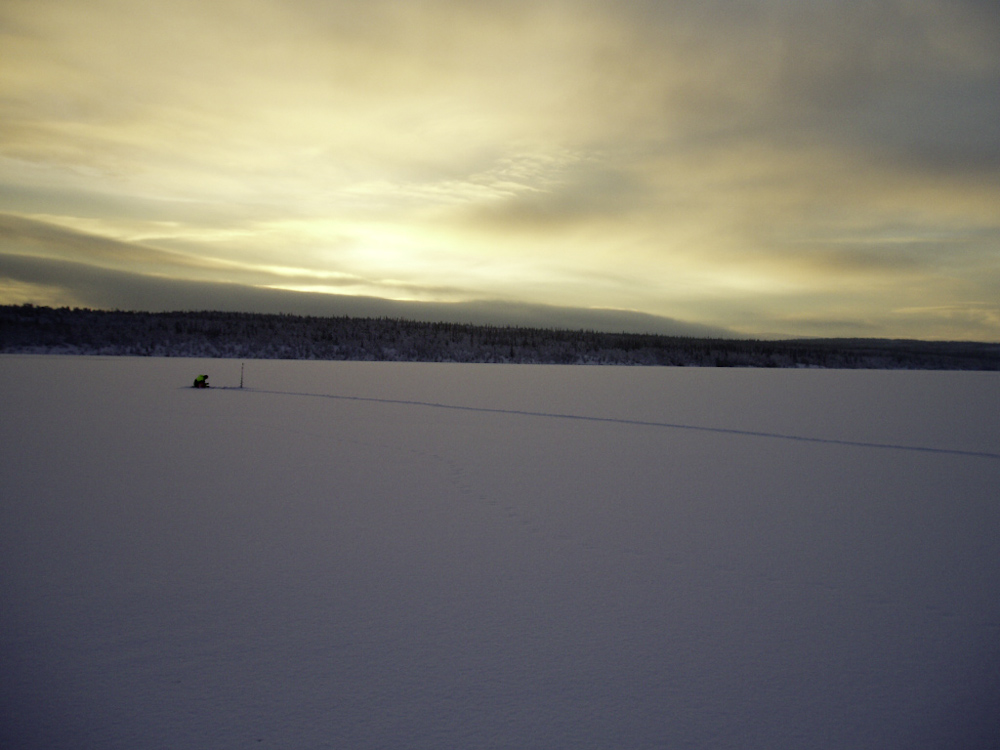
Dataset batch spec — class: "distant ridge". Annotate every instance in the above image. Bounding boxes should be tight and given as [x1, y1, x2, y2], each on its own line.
[2, 305, 998, 369]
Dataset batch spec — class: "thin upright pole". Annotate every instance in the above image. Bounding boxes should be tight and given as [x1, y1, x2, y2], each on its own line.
[240, 362, 244, 389]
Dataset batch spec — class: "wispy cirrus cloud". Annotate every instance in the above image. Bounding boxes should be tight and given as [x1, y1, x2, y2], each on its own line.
[1, 0, 998, 339]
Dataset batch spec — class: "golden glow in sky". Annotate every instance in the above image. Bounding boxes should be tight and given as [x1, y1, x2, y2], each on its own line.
[2, 0, 999, 339]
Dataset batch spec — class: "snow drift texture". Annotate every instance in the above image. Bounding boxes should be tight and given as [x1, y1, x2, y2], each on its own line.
[2, 355, 999, 749]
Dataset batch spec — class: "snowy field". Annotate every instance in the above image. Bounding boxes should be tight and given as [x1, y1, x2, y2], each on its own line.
[2, 354, 999, 750]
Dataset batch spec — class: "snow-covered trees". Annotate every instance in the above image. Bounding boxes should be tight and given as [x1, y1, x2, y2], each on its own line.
[2, 305, 998, 369]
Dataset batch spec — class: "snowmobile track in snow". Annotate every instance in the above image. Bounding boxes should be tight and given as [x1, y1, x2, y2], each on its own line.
[235, 388, 1000, 461]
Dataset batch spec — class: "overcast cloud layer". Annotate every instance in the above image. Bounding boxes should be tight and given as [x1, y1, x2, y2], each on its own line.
[2, 0, 999, 339]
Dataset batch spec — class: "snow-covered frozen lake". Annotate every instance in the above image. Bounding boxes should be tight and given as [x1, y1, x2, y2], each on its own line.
[2, 355, 999, 749]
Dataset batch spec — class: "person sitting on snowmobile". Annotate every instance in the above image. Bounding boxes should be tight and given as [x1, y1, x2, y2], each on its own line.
[193, 374, 209, 388]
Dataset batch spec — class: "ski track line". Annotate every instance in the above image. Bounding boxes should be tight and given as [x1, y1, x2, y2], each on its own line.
[231, 388, 1000, 461]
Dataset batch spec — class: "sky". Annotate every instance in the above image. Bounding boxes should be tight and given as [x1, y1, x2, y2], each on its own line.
[1, 0, 999, 340]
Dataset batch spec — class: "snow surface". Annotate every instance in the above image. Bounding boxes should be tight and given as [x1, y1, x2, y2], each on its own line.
[2, 355, 999, 749]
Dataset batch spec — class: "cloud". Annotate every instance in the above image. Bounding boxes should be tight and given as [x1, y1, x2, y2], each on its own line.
[0, 212, 226, 272]
[0, 0, 998, 340]
[0, 212, 486, 303]
[0, 251, 734, 336]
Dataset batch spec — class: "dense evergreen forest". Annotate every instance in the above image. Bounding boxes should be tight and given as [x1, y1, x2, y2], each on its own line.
[2, 304, 998, 369]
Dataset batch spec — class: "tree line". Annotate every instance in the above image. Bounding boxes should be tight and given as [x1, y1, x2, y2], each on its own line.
[2, 305, 998, 369]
